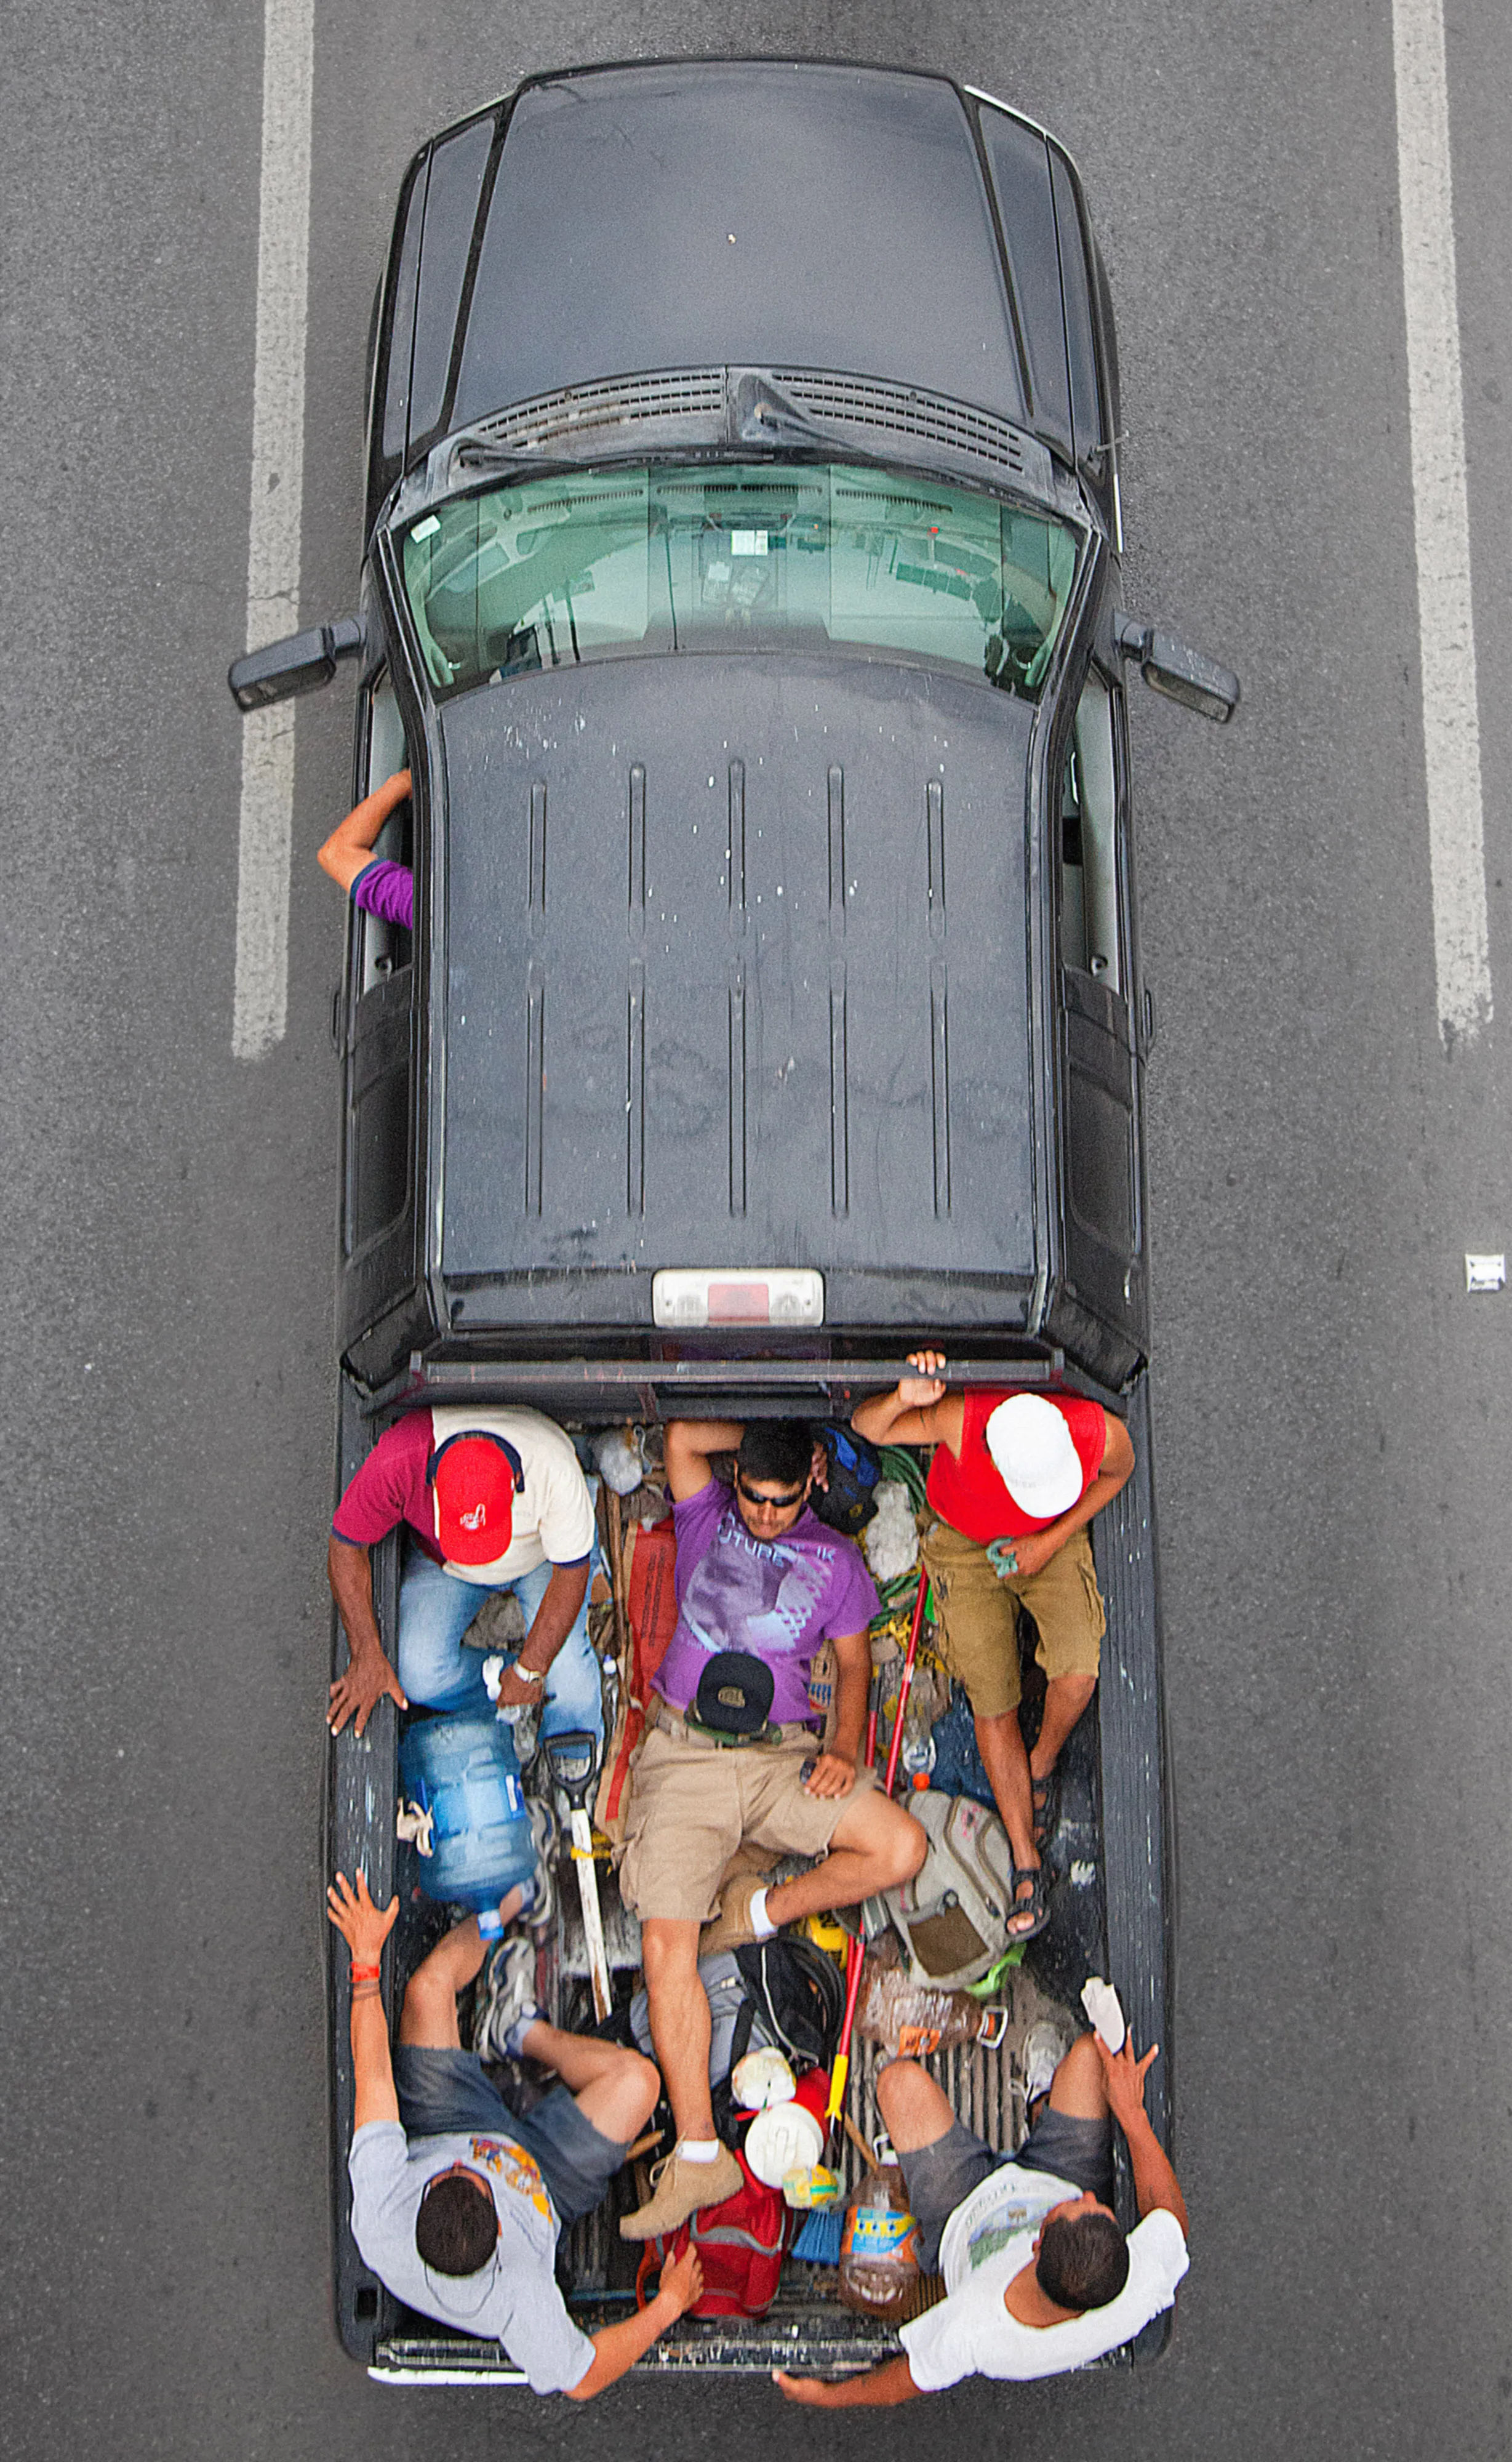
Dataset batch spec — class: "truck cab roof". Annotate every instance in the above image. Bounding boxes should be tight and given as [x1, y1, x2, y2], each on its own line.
[437, 651, 1038, 1328]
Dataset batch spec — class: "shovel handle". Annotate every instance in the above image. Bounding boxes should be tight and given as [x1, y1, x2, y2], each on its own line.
[882, 1568, 930, 1796]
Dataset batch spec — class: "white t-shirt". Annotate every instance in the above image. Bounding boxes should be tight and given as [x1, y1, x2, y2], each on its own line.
[349, 2122, 595, 2394]
[899, 2159, 1189, 2389]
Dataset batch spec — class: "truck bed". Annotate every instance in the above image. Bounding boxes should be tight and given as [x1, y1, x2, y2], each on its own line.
[326, 1374, 1170, 2376]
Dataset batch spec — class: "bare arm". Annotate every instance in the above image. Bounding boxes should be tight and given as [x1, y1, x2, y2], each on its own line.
[326, 1535, 408, 1737]
[664, 1418, 746, 1503]
[804, 1629, 870, 1798]
[327, 1871, 401, 2129]
[851, 1350, 961, 1452]
[774, 2358, 922, 2409]
[1097, 2037, 1189, 2237]
[566, 2249, 704, 2399]
[1009, 1411, 1135, 1581]
[317, 767, 412, 894]
[489, 1557, 591, 1713]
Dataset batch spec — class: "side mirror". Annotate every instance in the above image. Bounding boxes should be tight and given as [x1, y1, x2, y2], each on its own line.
[1116, 613, 1240, 724]
[228, 616, 364, 713]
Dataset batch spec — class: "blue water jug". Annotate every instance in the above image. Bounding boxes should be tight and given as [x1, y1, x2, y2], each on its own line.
[398, 1713, 538, 1912]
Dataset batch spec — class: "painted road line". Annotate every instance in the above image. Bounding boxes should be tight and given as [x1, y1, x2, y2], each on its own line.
[1392, 0, 1491, 1049]
[232, 0, 314, 1062]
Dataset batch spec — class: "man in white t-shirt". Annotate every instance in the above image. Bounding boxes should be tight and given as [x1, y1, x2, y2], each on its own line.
[326, 1403, 602, 1745]
[775, 2025, 1188, 2407]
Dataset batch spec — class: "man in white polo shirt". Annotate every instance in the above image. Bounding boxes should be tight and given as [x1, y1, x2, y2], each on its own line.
[774, 2024, 1188, 2405]
[325, 1403, 602, 1746]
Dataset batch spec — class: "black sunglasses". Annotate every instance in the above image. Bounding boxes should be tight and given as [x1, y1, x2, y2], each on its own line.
[735, 1473, 807, 1510]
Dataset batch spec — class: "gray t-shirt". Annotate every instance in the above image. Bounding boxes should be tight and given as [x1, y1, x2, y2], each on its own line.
[349, 2122, 596, 2393]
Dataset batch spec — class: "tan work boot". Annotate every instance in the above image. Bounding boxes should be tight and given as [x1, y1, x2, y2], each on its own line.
[697, 1873, 773, 1957]
[618, 2141, 743, 2240]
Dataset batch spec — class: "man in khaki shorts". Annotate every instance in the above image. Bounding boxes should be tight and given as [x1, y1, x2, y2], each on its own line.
[616, 1417, 927, 2242]
[853, 1353, 1133, 1944]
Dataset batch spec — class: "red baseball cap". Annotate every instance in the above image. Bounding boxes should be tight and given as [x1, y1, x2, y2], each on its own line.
[427, 1430, 523, 1565]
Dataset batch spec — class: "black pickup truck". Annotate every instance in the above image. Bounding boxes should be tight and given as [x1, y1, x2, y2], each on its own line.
[233, 57, 1235, 2381]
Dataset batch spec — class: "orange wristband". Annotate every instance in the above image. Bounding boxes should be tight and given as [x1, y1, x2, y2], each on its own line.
[350, 1963, 381, 1982]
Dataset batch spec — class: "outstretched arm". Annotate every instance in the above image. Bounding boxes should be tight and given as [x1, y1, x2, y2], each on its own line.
[327, 1870, 401, 2130]
[566, 2247, 705, 2398]
[774, 2358, 922, 2408]
[318, 767, 412, 894]
[1097, 2035, 1189, 2237]
[664, 1418, 745, 1503]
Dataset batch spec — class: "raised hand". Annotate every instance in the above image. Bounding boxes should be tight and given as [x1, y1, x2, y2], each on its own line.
[898, 1347, 947, 1409]
[326, 1867, 400, 1965]
[1094, 2030, 1159, 2133]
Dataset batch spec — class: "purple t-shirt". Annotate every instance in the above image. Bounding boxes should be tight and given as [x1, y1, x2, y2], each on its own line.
[352, 856, 414, 931]
[657, 1478, 880, 1726]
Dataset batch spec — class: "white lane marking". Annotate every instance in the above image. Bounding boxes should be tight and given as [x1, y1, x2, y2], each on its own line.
[1392, 0, 1491, 1049]
[232, 0, 315, 1062]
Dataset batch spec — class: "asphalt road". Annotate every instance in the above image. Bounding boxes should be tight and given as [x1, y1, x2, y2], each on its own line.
[5, 4, 1512, 2455]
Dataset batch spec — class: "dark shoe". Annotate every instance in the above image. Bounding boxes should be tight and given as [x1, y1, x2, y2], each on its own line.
[1006, 1863, 1051, 1943]
[1030, 1767, 1060, 1854]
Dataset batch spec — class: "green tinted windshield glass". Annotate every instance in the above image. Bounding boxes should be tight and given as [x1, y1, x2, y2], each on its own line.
[402, 463, 1079, 700]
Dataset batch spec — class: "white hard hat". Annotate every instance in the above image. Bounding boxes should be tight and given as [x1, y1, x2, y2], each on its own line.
[984, 1394, 1084, 1519]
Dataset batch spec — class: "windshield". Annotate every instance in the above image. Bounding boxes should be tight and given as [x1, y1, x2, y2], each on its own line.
[401, 462, 1080, 702]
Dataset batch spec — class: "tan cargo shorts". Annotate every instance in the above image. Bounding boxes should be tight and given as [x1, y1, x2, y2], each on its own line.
[617, 1701, 876, 1925]
[919, 1518, 1105, 1721]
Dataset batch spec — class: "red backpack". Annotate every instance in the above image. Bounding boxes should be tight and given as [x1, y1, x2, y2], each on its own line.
[634, 2148, 790, 2319]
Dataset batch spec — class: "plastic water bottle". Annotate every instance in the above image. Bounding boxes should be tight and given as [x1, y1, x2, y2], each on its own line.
[837, 2159, 922, 2320]
[397, 1712, 538, 1912]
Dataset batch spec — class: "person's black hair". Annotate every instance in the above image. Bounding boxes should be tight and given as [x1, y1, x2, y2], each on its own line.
[1035, 2210, 1129, 2312]
[736, 1421, 814, 1490]
[415, 2174, 499, 2277]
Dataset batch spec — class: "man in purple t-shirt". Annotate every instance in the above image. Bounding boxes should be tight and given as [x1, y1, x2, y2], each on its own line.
[317, 765, 415, 930]
[616, 1419, 926, 2242]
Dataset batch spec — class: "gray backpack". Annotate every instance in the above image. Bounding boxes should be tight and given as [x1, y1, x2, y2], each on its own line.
[881, 1791, 1019, 1987]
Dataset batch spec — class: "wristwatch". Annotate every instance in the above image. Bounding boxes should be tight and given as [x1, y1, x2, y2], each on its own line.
[512, 1662, 546, 1688]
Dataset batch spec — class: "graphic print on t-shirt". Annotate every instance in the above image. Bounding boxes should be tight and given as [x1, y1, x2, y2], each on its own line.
[679, 1506, 831, 1674]
[468, 2133, 554, 2224]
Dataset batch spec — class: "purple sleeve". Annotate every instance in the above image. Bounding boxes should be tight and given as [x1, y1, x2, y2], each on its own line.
[351, 858, 414, 931]
[670, 1478, 727, 1606]
[824, 1538, 881, 1639]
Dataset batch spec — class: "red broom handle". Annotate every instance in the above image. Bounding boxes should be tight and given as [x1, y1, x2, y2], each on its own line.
[825, 1932, 866, 2130]
[882, 1566, 930, 1797]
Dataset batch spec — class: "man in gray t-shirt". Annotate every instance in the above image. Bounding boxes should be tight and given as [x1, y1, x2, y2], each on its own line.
[329, 1869, 700, 2394]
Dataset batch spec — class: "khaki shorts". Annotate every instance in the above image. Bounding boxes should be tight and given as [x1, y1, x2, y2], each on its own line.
[617, 1702, 876, 1925]
[919, 1520, 1105, 1721]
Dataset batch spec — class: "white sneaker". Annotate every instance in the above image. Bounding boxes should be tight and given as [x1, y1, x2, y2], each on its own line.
[476, 1938, 545, 2062]
[1022, 2018, 1071, 2109]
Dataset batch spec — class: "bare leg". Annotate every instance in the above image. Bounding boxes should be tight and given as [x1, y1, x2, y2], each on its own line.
[397, 1889, 527, 2047]
[1038, 2030, 1110, 2120]
[640, 1917, 716, 2142]
[764, 1789, 926, 1928]
[1028, 1674, 1097, 1787]
[972, 1703, 1038, 1847]
[875, 2058, 958, 2152]
[518, 2020, 660, 2142]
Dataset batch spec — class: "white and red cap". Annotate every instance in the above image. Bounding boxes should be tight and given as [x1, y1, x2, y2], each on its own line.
[426, 1429, 524, 1565]
[983, 1394, 1084, 1520]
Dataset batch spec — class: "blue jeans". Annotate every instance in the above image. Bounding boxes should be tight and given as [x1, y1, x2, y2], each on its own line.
[396, 1542, 604, 1747]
